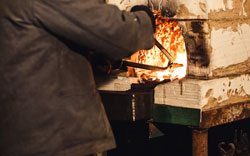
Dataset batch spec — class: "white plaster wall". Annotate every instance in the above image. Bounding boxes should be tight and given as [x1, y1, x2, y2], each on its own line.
[154, 74, 250, 109]
[97, 76, 139, 91]
[173, 0, 208, 19]
[209, 23, 250, 70]
[176, 0, 247, 18]
[207, 0, 248, 17]
[206, 0, 233, 12]
[241, 0, 248, 16]
[200, 74, 250, 108]
[108, 0, 248, 18]
[154, 79, 202, 109]
[108, 0, 148, 11]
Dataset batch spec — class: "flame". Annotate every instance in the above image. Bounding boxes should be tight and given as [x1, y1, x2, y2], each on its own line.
[129, 11, 187, 81]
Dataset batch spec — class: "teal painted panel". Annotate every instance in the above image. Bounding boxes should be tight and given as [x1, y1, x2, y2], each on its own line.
[153, 104, 200, 126]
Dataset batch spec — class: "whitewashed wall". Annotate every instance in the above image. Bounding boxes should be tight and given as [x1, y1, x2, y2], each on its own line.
[209, 24, 250, 76]
[107, 0, 148, 11]
[154, 74, 250, 109]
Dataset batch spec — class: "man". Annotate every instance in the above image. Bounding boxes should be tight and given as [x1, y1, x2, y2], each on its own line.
[0, 0, 155, 155]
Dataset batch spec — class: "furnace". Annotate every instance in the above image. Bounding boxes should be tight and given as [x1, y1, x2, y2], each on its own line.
[98, 0, 250, 155]
[102, 0, 250, 115]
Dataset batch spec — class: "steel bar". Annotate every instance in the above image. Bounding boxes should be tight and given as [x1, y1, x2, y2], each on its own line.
[121, 60, 183, 71]
[154, 38, 174, 63]
[121, 60, 169, 71]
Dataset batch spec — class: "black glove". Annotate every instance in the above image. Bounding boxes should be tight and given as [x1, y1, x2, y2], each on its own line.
[131, 5, 156, 33]
[88, 52, 112, 75]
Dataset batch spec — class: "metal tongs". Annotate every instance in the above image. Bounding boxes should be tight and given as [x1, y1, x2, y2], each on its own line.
[120, 38, 182, 71]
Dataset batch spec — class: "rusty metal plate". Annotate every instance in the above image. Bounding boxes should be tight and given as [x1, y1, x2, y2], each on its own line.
[201, 101, 250, 128]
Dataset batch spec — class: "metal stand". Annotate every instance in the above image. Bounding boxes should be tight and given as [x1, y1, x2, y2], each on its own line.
[192, 129, 208, 156]
[153, 101, 250, 156]
[92, 152, 107, 156]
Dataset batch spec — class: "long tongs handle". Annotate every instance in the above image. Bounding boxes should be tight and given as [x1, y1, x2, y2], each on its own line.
[120, 60, 183, 71]
[154, 38, 174, 63]
[121, 60, 169, 71]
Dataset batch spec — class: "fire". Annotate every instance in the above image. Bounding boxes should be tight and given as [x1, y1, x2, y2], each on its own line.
[129, 11, 187, 81]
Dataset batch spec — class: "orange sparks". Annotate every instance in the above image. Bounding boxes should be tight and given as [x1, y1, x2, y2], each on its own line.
[128, 10, 187, 81]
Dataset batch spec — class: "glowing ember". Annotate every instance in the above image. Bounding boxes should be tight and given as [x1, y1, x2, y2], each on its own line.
[129, 11, 187, 81]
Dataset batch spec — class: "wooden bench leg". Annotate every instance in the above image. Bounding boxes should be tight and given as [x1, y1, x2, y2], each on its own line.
[192, 128, 208, 156]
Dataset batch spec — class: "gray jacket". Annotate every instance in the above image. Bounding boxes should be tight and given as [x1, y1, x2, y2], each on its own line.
[0, 0, 154, 155]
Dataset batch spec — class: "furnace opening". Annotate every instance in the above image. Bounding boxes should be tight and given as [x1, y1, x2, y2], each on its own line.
[128, 10, 187, 81]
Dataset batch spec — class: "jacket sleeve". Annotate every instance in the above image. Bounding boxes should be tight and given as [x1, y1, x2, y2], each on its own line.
[32, 0, 154, 60]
